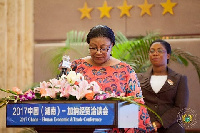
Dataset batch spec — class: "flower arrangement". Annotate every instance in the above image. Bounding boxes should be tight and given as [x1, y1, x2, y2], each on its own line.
[0, 70, 129, 107]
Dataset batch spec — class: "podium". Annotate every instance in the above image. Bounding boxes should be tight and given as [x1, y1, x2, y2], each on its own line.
[6, 100, 138, 133]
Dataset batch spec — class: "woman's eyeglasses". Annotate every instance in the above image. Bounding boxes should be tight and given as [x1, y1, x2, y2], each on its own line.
[149, 49, 167, 54]
[89, 45, 111, 53]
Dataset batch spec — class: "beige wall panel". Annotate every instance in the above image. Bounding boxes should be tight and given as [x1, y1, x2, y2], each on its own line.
[34, 0, 200, 41]
[17, 0, 25, 89]
[23, 0, 33, 89]
[127, 0, 200, 36]
[34, 0, 126, 41]
[7, 0, 18, 89]
[0, 0, 7, 89]
[0, 1, 23, 132]
[0, 0, 7, 131]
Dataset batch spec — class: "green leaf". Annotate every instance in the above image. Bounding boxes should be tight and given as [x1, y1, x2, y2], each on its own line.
[68, 95, 77, 100]
[0, 88, 18, 95]
[0, 100, 9, 109]
[35, 93, 41, 99]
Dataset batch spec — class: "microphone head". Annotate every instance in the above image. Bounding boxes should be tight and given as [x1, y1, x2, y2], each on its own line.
[62, 55, 71, 68]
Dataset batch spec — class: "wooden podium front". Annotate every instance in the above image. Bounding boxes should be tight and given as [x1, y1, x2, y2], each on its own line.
[6, 100, 138, 133]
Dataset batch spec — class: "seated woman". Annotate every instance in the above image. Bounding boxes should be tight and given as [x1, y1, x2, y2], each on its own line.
[60, 25, 154, 132]
[138, 39, 189, 133]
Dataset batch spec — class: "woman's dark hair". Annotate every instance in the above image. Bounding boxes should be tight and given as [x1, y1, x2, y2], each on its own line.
[150, 39, 172, 64]
[87, 25, 115, 46]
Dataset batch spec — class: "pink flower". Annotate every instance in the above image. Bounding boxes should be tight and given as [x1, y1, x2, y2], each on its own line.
[50, 78, 60, 88]
[24, 89, 35, 100]
[40, 81, 49, 88]
[45, 88, 56, 98]
[94, 93, 110, 100]
[24, 89, 32, 94]
[40, 88, 47, 97]
[60, 79, 67, 88]
[60, 83, 71, 98]
[12, 87, 22, 94]
[19, 95, 27, 101]
[69, 80, 91, 100]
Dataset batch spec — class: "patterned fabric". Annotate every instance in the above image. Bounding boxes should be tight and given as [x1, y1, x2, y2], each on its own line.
[71, 59, 154, 133]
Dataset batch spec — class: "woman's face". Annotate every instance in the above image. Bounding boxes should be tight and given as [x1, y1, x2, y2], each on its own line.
[89, 37, 112, 65]
[149, 43, 170, 67]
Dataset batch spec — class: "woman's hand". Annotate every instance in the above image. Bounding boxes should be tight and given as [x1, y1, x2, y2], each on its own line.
[152, 121, 162, 132]
[155, 121, 162, 128]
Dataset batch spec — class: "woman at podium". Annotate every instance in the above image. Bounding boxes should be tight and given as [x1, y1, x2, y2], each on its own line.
[59, 25, 155, 132]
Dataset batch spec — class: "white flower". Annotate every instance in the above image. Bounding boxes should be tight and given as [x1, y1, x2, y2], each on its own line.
[89, 81, 101, 94]
[66, 71, 83, 84]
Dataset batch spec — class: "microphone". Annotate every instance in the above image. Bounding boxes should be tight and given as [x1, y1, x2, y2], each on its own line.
[61, 55, 71, 75]
[57, 55, 71, 79]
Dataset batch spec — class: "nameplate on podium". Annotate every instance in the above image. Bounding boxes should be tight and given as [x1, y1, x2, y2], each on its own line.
[6, 100, 138, 128]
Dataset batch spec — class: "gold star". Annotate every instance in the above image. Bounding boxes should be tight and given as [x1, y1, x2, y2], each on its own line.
[97, 0, 113, 18]
[118, 0, 133, 17]
[98, 1, 112, 18]
[138, 0, 154, 16]
[78, 2, 93, 19]
[160, 0, 177, 15]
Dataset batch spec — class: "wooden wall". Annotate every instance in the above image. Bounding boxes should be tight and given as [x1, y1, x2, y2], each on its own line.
[0, 0, 33, 132]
